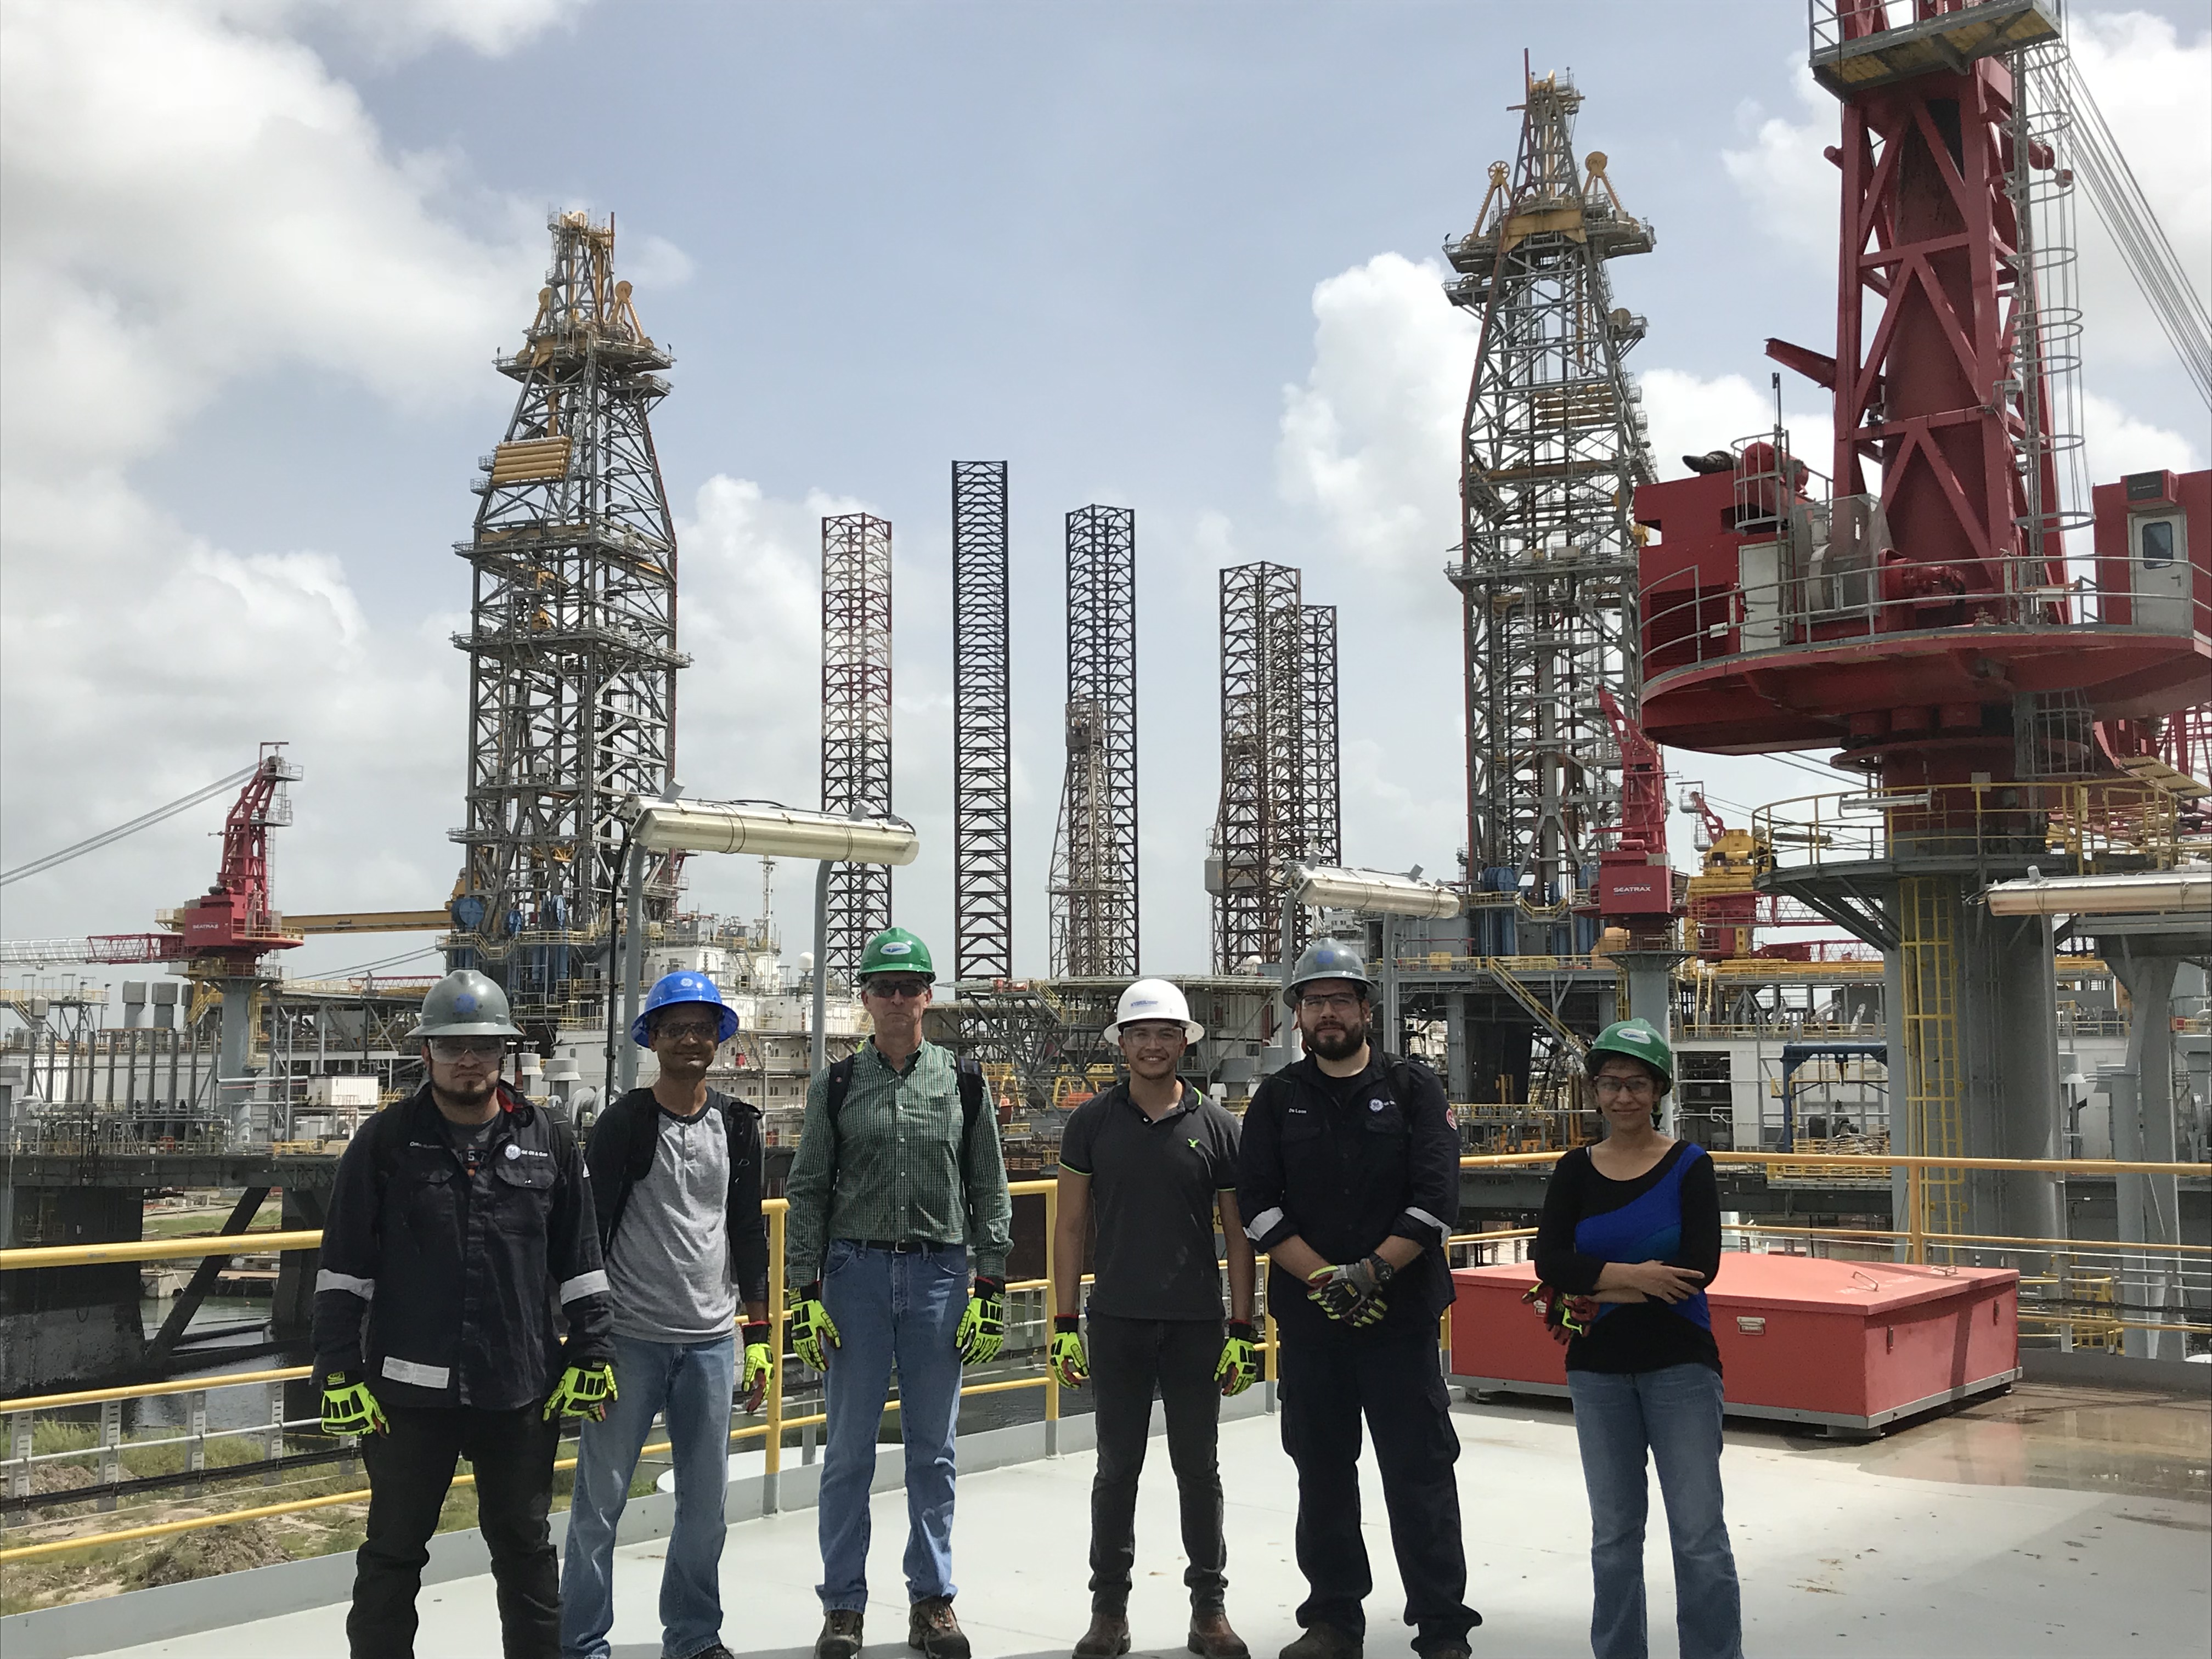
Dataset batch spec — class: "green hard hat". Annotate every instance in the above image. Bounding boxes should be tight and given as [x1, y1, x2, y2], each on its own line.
[1587, 1018, 1673, 1091]
[414, 968, 523, 1040]
[857, 927, 935, 981]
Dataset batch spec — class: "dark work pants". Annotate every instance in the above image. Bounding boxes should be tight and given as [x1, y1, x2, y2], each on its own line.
[351, 1403, 561, 1659]
[1278, 1323, 1479, 1651]
[1087, 1313, 1228, 1613]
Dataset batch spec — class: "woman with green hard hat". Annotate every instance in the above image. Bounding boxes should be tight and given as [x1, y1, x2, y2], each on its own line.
[1532, 1019, 1742, 1659]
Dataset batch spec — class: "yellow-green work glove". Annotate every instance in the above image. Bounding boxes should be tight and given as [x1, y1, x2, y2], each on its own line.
[543, 1361, 618, 1422]
[320, 1372, 388, 1436]
[741, 1320, 774, 1410]
[791, 1283, 839, 1370]
[1215, 1320, 1259, 1397]
[957, 1276, 1006, 1365]
[1049, 1317, 1088, 1387]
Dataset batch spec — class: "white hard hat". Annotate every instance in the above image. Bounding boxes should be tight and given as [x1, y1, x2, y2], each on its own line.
[1104, 978, 1205, 1044]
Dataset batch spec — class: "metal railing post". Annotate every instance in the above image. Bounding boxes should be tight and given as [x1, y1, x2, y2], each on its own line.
[1907, 1163, 1926, 1265]
[763, 1206, 785, 1515]
[98, 1398, 121, 1513]
[263, 1387, 283, 1486]
[1044, 1182, 1059, 1457]
[185, 1389, 207, 1490]
[8, 1410, 31, 1500]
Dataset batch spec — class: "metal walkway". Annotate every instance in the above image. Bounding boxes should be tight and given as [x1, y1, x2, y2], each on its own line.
[59, 1379, 2212, 1659]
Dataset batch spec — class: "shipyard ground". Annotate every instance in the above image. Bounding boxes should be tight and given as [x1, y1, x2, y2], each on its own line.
[72, 1379, 2210, 1658]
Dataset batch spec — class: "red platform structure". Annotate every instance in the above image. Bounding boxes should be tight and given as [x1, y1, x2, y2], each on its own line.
[1449, 1256, 2021, 1432]
[1622, 1, 2208, 1249]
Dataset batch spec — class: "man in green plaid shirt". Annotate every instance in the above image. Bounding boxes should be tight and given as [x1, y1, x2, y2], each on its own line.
[784, 927, 1011, 1659]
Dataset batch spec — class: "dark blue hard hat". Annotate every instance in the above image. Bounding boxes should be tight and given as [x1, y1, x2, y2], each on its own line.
[1284, 939, 1373, 1006]
[633, 971, 739, 1048]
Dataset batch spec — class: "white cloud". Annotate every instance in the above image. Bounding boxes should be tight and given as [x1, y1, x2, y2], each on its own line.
[1276, 251, 1477, 607]
[1640, 366, 1835, 486]
[1719, 64, 1834, 258]
[2070, 12, 2212, 374]
[623, 233, 697, 291]
[206, 0, 590, 61]
[0, 0, 577, 960]
[2080, 388, 2201, 480]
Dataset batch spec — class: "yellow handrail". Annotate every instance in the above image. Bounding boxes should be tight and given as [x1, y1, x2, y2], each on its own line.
[4, 1156, 2204, 1273]
[5, 1160, 2206, 1565]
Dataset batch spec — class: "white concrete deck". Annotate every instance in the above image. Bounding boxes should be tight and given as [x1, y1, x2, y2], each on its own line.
[79, 1385, 2212, 1658]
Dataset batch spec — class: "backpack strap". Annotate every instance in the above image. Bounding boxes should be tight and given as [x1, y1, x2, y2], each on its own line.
[956, 1056, 985, 1147]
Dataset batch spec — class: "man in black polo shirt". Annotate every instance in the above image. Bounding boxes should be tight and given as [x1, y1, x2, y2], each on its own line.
[1238, 940, 1476, 1659]
[1052, 979, 1256, 1659]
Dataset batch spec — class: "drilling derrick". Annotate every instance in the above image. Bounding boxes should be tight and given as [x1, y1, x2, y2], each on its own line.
[951, 462, 1013, 983]
[1210, 565, 1343, 973]
[1444, 71, 1655, 914]
[1049, 506, 1138, 978]
[452, 212, 686, 1028]
[821, 512, 895, 984]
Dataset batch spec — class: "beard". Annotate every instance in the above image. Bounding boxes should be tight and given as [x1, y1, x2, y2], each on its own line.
[1305, 1020, 1367, 1062]
[435, 1071, 498, 1109]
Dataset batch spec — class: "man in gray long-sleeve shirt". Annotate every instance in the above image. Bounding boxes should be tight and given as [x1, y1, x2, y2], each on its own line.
[559, 973, 771, 1659]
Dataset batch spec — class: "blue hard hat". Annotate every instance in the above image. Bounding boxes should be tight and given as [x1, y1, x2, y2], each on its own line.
[633, 972, 739, 1047]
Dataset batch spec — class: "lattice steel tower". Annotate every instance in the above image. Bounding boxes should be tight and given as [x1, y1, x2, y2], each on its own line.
[1444, 71, 1655, 904]
[1211, 563, 1341, 972]
[821, 512, 894, 983]
[1048, 506, 1138, 978]
[951, 463, 1013, 983]
[452, 211, 686, 1026]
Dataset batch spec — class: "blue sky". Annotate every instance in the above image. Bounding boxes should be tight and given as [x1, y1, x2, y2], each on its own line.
[3, 0, 2205, 992]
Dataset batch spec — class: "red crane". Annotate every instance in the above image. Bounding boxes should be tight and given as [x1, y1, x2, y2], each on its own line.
[1592, 688, 1677, 943]
[3, 746, 305, 974]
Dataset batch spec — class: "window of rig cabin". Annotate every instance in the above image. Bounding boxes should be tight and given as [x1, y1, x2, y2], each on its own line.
[2136, 517, 2177, 567]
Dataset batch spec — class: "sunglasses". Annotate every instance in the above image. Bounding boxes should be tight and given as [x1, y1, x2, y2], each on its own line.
[865, 979, 931, 1000]
[654, 1021, 722, 1042]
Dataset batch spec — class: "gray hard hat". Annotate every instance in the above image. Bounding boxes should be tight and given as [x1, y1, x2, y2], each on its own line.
[413, 969, 523, 1040]
[1284, 938, 1373, 1007]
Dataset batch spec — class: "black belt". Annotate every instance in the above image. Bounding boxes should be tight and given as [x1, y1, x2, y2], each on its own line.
[850, 1238, 947, 1254]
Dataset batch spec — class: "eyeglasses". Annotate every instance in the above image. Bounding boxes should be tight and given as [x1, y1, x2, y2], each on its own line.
[654, 1020, 722, 1042]
[428, 1037, 505, 1063]
[865, 979, 930, 1000]
[1591, 1074, 1657, 1098]
[1299, 993, 1363, 1014]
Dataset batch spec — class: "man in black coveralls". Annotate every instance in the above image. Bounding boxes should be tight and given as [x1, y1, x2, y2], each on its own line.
[1237, 941, 1479, 1659]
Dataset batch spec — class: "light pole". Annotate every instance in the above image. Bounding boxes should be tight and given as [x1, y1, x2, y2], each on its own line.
[607, 800, 919, 1096]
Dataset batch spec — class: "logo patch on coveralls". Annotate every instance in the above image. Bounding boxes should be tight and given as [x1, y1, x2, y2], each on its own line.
[505, 1143, 521, 1160]
[1369, 1099, 1388, 1113]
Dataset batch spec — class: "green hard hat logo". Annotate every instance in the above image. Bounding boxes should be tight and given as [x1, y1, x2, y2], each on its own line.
[858, 927, 935, 980]
[1589, 1018, 1673, 1088]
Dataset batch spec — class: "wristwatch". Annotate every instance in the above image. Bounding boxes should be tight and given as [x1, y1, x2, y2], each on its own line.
[1364, 1252, 1396, 1285]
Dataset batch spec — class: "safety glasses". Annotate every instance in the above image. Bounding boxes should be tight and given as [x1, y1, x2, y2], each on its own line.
[653, 1020, 722, 1043]
[427, 1037, 505, 1063]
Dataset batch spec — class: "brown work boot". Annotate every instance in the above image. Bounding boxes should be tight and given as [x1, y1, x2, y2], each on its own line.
[1188, 1607, 1251, 1659]
[909, 1595, 973, 1659]
[1279, 1627, 1362, 1659]
[815, 1609, 865, 1659]
[1074, 1609, 1132, 1657]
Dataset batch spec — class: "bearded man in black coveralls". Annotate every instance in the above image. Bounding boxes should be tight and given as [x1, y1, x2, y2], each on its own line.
[1237, 940, 1479, 1659]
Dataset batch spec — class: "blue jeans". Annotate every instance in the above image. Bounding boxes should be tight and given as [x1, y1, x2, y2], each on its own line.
[1567, 1364, 1743, 1659]
[815, 1239, 969, 1611]
[560, 1332, 736, 1659]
